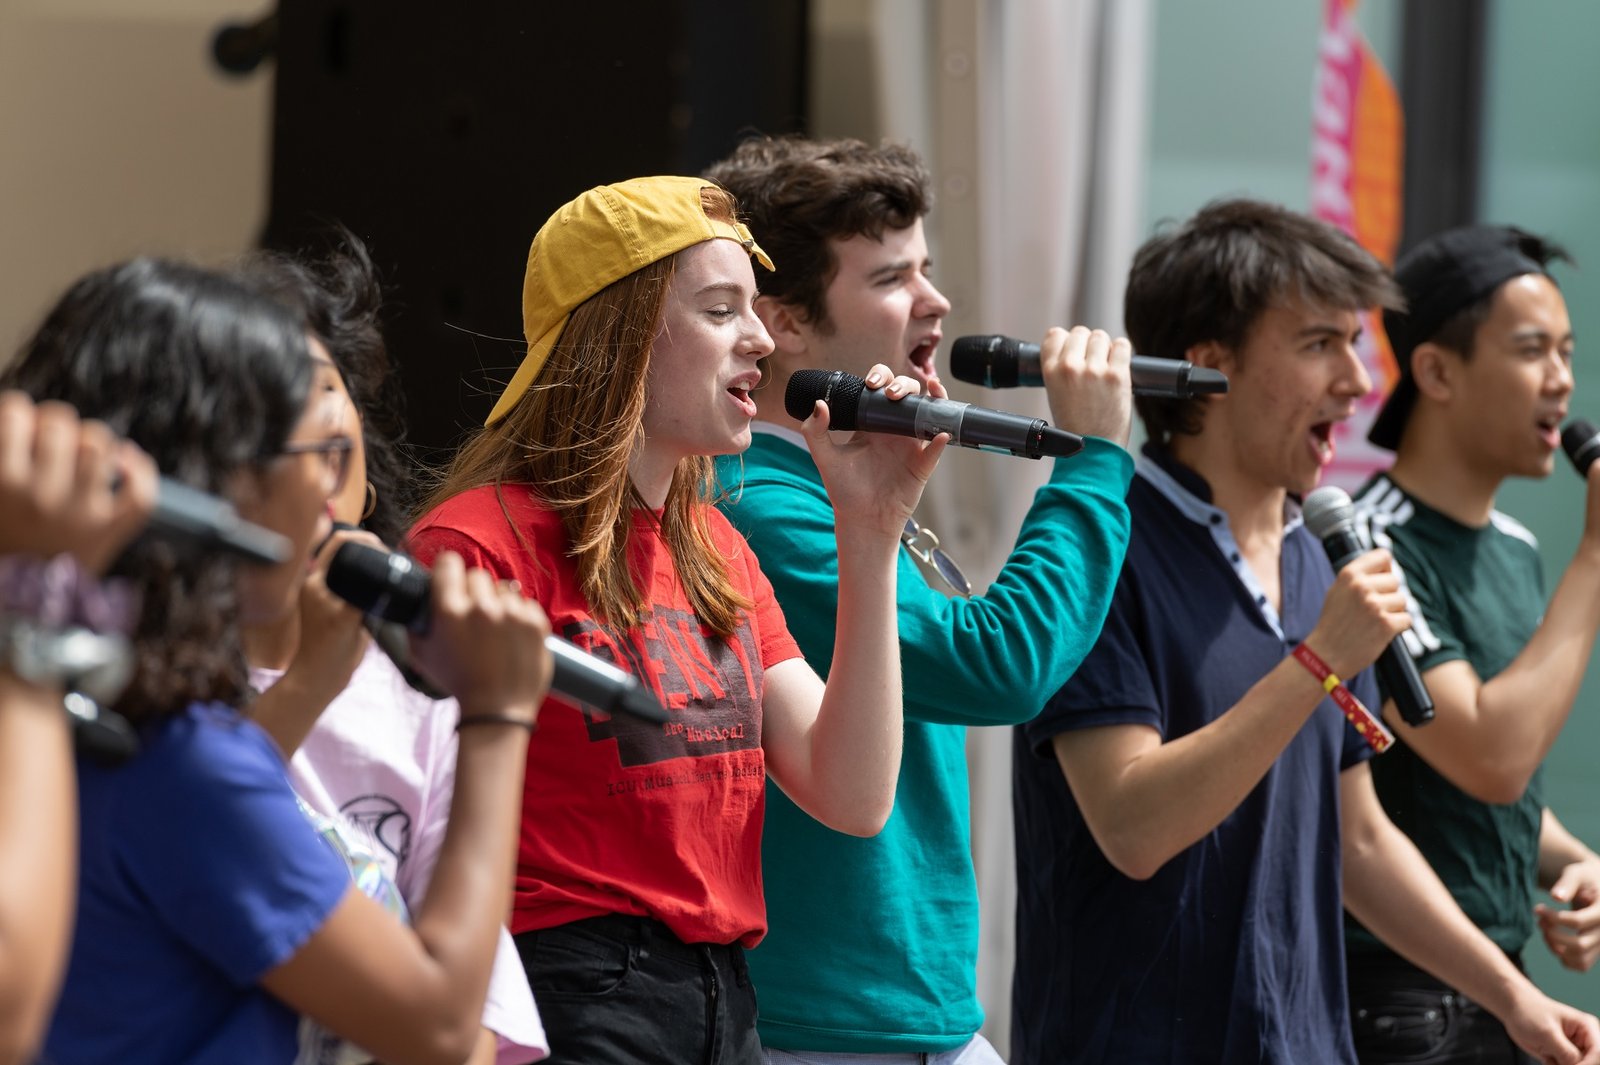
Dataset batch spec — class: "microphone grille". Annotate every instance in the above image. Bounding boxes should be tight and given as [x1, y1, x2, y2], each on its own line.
[325, 541, 430, 628]
[1561, 418, 1600, 471]
[784, 369, 864, 429]
[948, 335, 1011, 388]
[1302, 485, 1356, 541]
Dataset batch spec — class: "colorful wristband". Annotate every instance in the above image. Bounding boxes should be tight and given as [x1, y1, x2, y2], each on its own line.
[1291, 642, 1394, 754]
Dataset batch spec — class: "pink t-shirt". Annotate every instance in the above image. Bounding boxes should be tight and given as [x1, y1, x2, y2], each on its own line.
[253, 645, 548, 1064]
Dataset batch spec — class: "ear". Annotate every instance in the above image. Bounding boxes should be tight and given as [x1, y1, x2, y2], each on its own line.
[1186, 339, 1233, 376]
[1409, 341, 1459, 403]
[755, 295, 809, 358]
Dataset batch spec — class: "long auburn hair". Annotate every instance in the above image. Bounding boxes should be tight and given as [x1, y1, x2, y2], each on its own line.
[417, 188, 752, 637]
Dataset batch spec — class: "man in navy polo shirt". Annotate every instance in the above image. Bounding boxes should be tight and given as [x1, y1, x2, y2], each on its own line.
[1010, 199, 1600, 1065]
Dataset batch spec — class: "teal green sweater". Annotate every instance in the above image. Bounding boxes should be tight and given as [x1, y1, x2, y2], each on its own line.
[715, 429, 1133, 1053]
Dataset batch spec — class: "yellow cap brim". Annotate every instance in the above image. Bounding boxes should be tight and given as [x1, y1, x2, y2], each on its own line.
[485, 314, 567, 426]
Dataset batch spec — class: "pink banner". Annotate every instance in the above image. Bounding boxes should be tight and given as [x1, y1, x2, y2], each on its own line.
[1311, 0, 1403, 490]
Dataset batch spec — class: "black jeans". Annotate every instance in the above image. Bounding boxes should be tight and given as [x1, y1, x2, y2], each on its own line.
[515, 913, 761, 1065]
[1348, 951, 1536, 1065]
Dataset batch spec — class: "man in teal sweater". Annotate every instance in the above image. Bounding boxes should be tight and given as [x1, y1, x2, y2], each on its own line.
[706, 135, 1134, 1062]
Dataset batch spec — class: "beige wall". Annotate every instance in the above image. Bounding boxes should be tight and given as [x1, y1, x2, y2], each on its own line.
[0, 0, 271, 359]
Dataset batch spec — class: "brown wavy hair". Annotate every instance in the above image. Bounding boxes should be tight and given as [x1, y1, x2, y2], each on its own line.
[416, 187, 752, 636]
[706, 134, 931, 330]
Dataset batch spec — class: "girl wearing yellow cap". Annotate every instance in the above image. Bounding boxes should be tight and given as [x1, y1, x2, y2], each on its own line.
[412, 176, 942, 1062]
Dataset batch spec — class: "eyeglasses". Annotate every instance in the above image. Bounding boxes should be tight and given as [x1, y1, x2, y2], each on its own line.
[278, 435, 356, 495]
[902, 517, 971, 598]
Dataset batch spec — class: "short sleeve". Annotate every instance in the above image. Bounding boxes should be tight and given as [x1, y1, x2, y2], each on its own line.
[111, 712, 351, 985]
[410, 525, 515, 582]
[1384, 537, 1467, 674]
[1021, 568, 1163, 758]
[715, 513, 802, 671]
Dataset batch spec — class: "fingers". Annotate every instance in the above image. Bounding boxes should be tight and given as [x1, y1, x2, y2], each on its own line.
[429, 550, 470, 620]
[862, 363, 921, 400]
[310, 523, 385, 571]
[0, 393, 163, 572]
[29, 401, 78, 522]
[0, 391, 32, 493]
[1036, 326, 1134, 447]
[1546, 863, 1600, 907]
[1538, 903, 1600, 971]
[799, 399, 833, 444]
[107, 441, 158, 538]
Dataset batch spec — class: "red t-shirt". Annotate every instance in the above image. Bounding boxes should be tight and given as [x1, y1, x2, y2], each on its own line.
[410, 483, 801, 947]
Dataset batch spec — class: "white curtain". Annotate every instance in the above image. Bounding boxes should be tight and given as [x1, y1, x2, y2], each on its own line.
[810, 0, 1151, 1054]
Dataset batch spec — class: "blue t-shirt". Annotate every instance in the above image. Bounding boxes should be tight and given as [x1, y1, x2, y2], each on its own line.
[45, 702, 352, 1064]
[1011, 449, 1377, 1065]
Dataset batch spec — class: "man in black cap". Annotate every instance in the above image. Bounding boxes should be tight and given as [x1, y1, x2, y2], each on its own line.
[1351, 225, 1600, 1062]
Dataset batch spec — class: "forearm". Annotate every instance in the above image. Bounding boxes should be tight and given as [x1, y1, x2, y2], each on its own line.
[901, 442, 1132, 724]
[1540, 808, 1600, 889]
[465, 1026, 497, 1065]
[801, 523, 905, 835]
[406, 719, 529, 1023]
[1061, 657, 1325, 880]
[1476, 547, 1600, 764]
[1344, 814, 1528, 1024]
[0, 674, 76, 1065]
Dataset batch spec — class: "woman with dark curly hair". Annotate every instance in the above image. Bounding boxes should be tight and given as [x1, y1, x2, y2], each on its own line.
[7, 257, 553, 1065]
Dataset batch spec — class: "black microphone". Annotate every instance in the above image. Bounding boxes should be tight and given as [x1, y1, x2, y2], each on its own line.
[785, 369, 1084, 460]
[323, 541, 670, 724]
[1303, 486, 1434, 727]
[1561, 418, 1600, 476]
[137, 477, 291, 565]
[949, 334, 1230, 398]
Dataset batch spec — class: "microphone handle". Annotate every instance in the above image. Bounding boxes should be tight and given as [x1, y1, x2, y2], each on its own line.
[370, 618, 668, 723]
[1005, 350, 1198, 396]
[366, 617, 449, 700]
[548, 638, 671, 723]
[1323, 533, 1435, 727]
[1376, 643, 1436, 727]
[855, 391, 1083, 459]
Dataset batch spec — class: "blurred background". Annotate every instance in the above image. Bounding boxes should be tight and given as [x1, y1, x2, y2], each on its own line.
[2, 0, 1595, 1042]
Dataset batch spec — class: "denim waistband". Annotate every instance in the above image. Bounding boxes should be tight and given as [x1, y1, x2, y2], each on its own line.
[517, 911, 746, 968]
[1347, 947, 1526, 995]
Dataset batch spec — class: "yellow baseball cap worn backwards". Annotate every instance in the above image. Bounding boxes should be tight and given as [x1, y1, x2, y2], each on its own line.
[487, 175, 775, 426]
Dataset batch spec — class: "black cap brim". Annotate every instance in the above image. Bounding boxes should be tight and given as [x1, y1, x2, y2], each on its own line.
[1367, 372, 1417, 451]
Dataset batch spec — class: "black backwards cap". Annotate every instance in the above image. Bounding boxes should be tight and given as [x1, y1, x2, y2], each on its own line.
[1370, 225, 1569, 450]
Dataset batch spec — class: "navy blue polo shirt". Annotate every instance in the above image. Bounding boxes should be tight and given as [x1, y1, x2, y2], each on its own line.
[1011, 446, 1377, 1065]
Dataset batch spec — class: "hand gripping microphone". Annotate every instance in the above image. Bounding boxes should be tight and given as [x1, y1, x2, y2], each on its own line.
[949, 334, 1231, 398]
[1561, 418, 1600, 476]
[324, 541, 670, 724]
[785, 369, 1084, 460]
[1302, 486, 1434, 727]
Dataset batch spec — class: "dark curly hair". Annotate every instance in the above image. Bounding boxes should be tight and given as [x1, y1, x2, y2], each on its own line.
[2, 258, 314, 725]
[231, 230, 414, 549]
[705, 134, 932, 330]
[1125, 198, 1402, 444]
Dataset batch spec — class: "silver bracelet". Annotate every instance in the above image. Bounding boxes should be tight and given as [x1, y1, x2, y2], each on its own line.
[1, 617, 133, 705]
